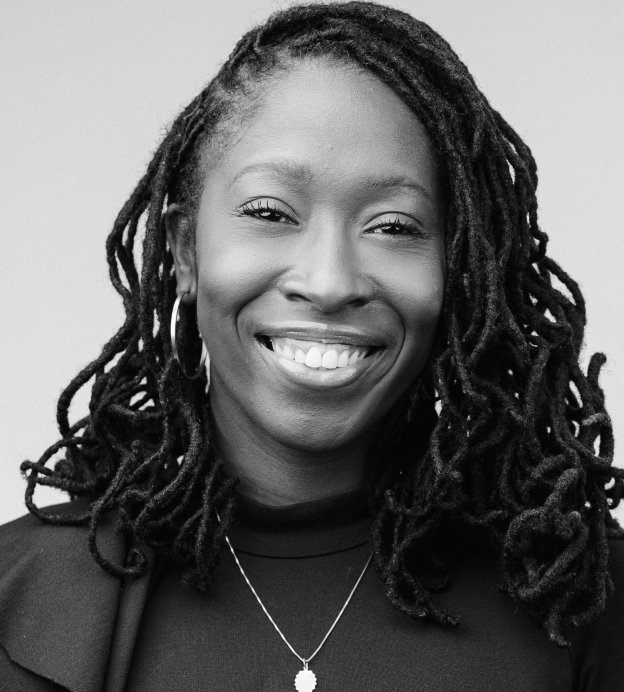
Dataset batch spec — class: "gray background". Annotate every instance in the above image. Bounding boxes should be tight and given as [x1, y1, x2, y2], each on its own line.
[1, 0, 622, 524]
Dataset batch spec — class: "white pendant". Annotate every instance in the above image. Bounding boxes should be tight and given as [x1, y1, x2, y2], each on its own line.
[294, 667, 317, 691]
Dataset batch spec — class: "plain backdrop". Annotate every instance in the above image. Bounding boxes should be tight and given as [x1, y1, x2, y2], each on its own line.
[1, 0, 622, 525]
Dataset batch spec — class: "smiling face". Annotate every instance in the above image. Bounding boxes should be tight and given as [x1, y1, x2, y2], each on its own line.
[169, 58, 446, 456]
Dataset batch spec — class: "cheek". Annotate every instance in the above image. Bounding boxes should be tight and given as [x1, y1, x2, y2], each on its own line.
[409, 273, 445, 324]
[195, 232, 269, 321]
[394, 260, 445, 358]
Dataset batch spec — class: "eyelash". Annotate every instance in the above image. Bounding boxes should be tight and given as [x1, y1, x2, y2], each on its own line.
[368, 215, 426, 238]
[237, 200, 427, 238]
[238, 200, 294, 224]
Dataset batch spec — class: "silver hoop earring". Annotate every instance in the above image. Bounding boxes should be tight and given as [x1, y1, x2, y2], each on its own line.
[170, 291, 209, 382]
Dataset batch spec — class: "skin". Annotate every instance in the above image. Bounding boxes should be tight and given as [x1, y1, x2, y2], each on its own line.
[167, 58, 446, 506]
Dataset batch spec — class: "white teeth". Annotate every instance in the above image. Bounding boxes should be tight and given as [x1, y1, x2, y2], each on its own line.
[321, 349, 339, 369]
[266, 336, 375, 370]
[305, 347, 322, 368]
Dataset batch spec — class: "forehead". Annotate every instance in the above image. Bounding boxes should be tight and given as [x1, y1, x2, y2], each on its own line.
[202, 58, 438, 198]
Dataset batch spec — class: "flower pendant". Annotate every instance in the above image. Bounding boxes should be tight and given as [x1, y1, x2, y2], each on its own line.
[294, 667, 317, 691]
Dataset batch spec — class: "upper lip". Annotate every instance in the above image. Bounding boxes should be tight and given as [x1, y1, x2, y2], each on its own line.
[255, 321, 386, 347]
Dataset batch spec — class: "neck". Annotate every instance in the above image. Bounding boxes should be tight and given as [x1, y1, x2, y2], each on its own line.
[210, 408, 374, 508]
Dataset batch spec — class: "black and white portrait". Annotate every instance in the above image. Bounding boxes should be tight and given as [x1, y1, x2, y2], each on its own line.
[1, 2, 623, 690]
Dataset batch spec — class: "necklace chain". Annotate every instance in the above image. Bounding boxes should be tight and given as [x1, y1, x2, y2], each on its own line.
[218, 512, 373, 668]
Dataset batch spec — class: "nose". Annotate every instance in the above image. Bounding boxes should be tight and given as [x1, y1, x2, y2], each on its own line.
[278, 223, 374, 313]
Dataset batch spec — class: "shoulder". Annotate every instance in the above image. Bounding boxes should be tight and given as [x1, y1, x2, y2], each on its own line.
[0, 498, 124, 626]
[0, 499, 88, 545]
[0, 500, 130, 692]
[0, 495, 128, 582]
[0, 500, 97, 584]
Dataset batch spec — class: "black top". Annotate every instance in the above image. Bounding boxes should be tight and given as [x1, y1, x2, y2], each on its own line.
[0, 496, 623, 691]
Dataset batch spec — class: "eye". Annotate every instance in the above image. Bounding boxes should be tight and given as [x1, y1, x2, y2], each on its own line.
[366, 214, 429, 239]
[238, 199, 296, 224]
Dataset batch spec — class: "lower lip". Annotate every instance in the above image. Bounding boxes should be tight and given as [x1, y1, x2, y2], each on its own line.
[255, 340, 381, 389]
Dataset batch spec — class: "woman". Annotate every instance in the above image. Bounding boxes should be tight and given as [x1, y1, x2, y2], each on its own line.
[1, 1, 622, 690]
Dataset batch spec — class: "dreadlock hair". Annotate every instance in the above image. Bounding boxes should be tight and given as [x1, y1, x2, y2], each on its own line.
[21, 0, 623, 647]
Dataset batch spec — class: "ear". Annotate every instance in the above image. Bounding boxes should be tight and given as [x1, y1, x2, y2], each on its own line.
[165, 203, 197, 302]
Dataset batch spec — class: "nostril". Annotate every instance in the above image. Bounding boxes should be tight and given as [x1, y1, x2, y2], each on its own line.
[276, 252, 375, 315]
[350, 295, 372, 309]
[284, 291, 310, 304]
[278, 277, 374, 313]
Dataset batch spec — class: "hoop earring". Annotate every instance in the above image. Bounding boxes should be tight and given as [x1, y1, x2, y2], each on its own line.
[170, 291, 209, 382]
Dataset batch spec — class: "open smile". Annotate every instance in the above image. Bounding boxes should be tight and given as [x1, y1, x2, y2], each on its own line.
[254, 324, 386, 388]
[259, 336, 379, 370]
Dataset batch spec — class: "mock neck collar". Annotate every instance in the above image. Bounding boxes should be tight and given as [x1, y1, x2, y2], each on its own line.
[228, 488, 372, 558]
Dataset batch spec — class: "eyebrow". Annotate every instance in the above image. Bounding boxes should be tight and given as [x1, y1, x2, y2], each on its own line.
[231, 159, 433, 202]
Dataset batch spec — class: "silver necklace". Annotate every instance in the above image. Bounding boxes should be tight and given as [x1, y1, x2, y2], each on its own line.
[218, 512, 372, 691]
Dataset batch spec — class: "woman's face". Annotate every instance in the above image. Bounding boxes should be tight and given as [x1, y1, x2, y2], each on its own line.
[174, 59, 446, 453]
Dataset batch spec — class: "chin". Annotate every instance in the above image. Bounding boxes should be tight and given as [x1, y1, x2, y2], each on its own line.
[258, 407, 378, 455]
